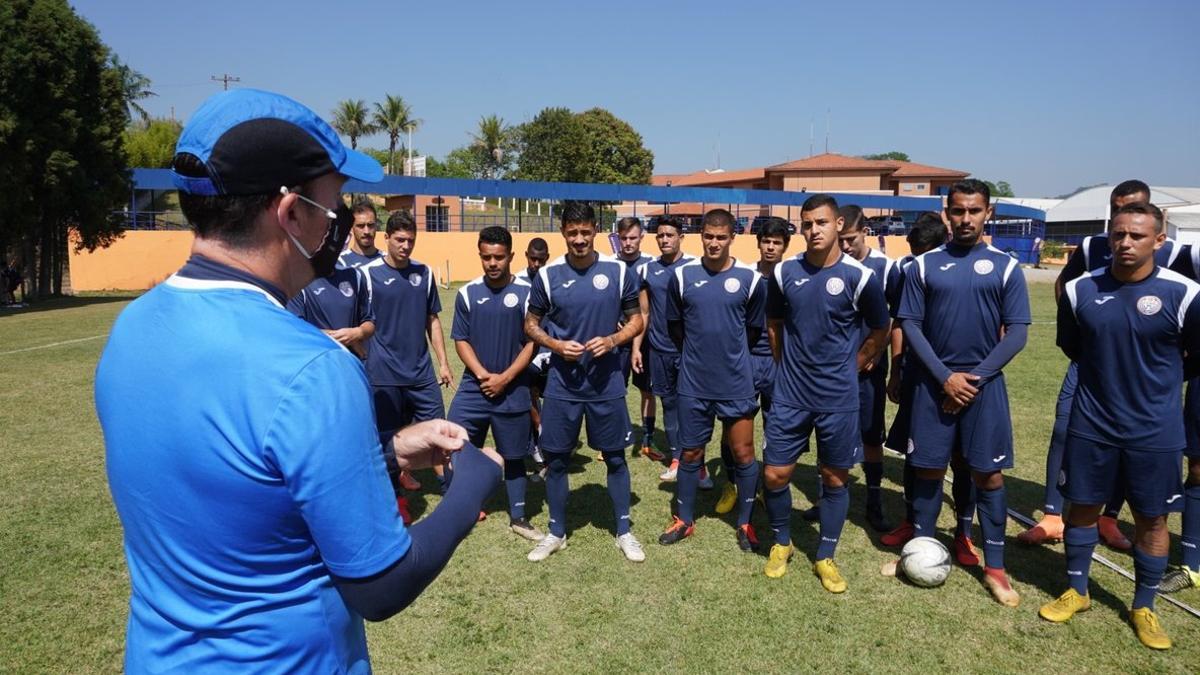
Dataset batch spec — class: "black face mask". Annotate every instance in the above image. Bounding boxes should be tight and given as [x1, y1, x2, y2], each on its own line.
[286, 199, 353, 279]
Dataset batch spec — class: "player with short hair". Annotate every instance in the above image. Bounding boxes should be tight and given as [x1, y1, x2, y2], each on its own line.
[762, 195, 890, 590]
[1022, 180, 1164, 550]
[888, 179, 1029, 607]
[338, 199, 384, 268]
[1040, 202, 1200, 650]
[524, 201, 646, 562]
[657, 209, 766, 551]
[614, 217, 659, 460]
[837, 205, 901, 532]
[449, 226, 542, 542]
[632, 216, 698, 481]
[363, 211, 455, 505]
[516, 236, 552, 468]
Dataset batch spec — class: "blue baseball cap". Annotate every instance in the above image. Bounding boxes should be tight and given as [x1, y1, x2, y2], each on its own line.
[171, 89, 383, 196]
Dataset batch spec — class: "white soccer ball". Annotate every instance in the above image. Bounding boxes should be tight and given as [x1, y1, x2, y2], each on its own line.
[899, 536, 951, 588]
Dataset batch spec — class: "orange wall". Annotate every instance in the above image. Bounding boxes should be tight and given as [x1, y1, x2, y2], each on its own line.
[68, 230, 917, 291]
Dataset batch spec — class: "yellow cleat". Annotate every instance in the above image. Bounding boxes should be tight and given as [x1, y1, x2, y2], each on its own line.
[814, 558, 847, 593]
[1130, 607, 1171, 650]
[715, 483, 737, 514]
[764, 544, 794, 579]
[1039, 589, 1091, 623]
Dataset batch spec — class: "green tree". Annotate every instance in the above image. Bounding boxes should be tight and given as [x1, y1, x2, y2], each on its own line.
[109, 53, 155, 123]
[331, 99, 375, 150]
[436, 146, 487, 179]
[514, 107, 587, 182]
[863, 151, 911, 162]
[124, 117, 182, 168]
[983, 180, 1015, 197]
[0, 0, 131, 299]
[470, 114, 514, 179]
[371, 94, 420, 174]
[575, 107, 653, 184]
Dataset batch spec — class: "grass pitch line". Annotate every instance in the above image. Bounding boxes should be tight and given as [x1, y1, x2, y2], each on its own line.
[0, 334, 106, 356]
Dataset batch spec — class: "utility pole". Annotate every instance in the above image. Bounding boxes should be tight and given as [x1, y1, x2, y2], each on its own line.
[211, 73, 241, 91]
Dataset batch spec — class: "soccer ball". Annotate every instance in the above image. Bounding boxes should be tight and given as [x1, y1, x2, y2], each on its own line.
[899, 537, 951, 588]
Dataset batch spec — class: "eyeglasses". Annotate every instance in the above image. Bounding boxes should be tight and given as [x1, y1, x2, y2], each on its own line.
[280, 186, 336, 219]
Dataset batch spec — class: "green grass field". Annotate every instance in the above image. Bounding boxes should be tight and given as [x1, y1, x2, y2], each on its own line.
[2, 280, 1199, 673]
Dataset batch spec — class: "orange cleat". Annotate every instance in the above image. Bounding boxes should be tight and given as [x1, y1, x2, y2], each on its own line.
[880, 520, 915, 548]
[1098, 515, 1132, 551]
[396, 495, 412, 525]
[399, 470, 421, 491]
[1017, 514, 1064, 545]
[983, 567, 1020, 607]
[640, 445, 666, 462]
[955, 533, 982, 567]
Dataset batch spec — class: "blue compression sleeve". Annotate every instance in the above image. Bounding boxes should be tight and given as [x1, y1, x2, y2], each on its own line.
[969, 323, 1028, 383]
[900, 319, 952, 384]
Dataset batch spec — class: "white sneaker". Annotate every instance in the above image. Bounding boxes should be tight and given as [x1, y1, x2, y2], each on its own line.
[527, 534, 567, 562]
[616, 532, 646, 562]
[659, 464, 678, 481]
[698, 470, 714, 490]
[531, 445, 544, 464]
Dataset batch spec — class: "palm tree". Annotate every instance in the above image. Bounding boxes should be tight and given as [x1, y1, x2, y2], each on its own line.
[331, 99, 375, 150]
[110, 54, 156, 123]
[371, 95, 420, 174]
[471, 114, 511, 179]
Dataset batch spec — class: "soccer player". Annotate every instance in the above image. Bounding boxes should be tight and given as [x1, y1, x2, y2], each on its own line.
[890, 179, 1029, 607]
[516, 236, 551, 467]
[1022, 180, 1167, 549]
[338, 200, 384, 268]
[657, 209, 765, 552]
[516, 237, 550, 283]
[631, 216, 697, 480]
[524, 201, 646, 562]
[1162, 245, 1200, 593]
[286, 263, 375, 358]
[615, 217, 658, 460]
[1039, 202, 1200, 650]
[838, 205, 901, 532]
[95, 88, 499, 671]
[449, 226, 542, 542]
[762, 195, 890, 590]
[363, 211, 455, 503]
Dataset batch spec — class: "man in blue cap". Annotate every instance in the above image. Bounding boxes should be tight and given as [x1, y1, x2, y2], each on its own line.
[95, 89, 501, 673]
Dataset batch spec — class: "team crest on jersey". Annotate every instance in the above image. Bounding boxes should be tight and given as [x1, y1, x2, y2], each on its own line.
[724, 277, 741, 294]
[1137, 295, 1162, 316]
[1058, 470, 1067, 487]
[592, 274, 610, 290]
[409, 273, 422, 287]
[906, 438, 915, 455]
[973, 259, 994, 275]
[503, 292, 519, 308]
[338, 281, 354, 297]
[825, 277, 845, 295]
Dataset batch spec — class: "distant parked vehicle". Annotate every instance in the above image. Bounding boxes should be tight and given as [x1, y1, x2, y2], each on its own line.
[870, 215, 906, 235]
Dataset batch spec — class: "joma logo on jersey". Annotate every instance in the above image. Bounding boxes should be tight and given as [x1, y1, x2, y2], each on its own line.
[476, 297, 489, 305]
[939, 263, 956, 271]
[383, 278, 396, 286]
[560, 280, 576, 289]
[312, 287, 326, 295]
[654, 269, 665, 276]
[1094, 296, 1115, 305]
[693, 280, 709, 288]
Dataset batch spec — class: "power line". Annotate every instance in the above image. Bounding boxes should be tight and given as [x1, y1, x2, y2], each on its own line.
[211, 73, 241, 91]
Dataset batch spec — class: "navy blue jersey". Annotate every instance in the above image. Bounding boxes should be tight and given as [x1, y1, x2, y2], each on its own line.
[1061, 234, 1180, 282]
[620, 254, 653, 271]
[450, 276, 532, 413]
[860, 248, 902, 316]
[1170, 243, 1200, 281]
[362, 258, 441, 386]
[750, 263, 776, 357]
[527, 254, 639, 401]
[639, 254, 695, 354]
[1060, 267, 1200, 450]
[768, 253, 890, 412]
[668, 259, 766, 400]
[286, 267, 373, 332]
[898, 243, 1031, 371]
[338, 249, 383, 270]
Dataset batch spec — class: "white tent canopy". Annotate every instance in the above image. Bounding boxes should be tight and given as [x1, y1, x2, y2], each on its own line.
[1046, 185, 1200, 223]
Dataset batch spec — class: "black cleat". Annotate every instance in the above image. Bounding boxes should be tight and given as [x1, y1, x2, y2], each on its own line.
[658, 516, 694, 545]
[736, 524, 760, 552]
[800, 505, 821, 522]
[866, 504, 891, 533]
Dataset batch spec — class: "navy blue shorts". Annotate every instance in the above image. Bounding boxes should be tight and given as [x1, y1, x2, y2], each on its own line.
[1062, 435, 1185, 517]
[1184, 377, 1200, 459]
[649, 349, 680, 398]
[858, 366, 887, 446]
[677, 394, 759, 449]
[447, 395, 532, 461]
[751, 354, 776, 414]
[539, 397, 632, 454]
[764, 401, 862, 469]
[885, 362, 918, 453]
[620, 343, 652, 392]
[907, 372, 1014, 473]
[372, 381, 447, 434]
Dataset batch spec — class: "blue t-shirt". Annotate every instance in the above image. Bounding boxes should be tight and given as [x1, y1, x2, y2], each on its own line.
[286, 266, 373, 332]
[768, 253, 890, 412]
[639, 254, 695, 354]
[527, 254, 639, 401]
[96, 266, 407, 674]
[338, 248, 384, 269]
[450, 275, 532, 413]
[897, 243, 1032, 372]
[363, 258, 441, 387]
[1060, 267, 1200, 450]
[668, 259, 766, 400]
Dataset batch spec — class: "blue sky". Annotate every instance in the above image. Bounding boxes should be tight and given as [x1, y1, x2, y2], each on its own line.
[75, 0, 1199, 197]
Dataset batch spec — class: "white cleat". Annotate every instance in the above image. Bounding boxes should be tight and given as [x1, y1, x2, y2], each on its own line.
[527, 534, 567, 562]
[659, 465, 678, 481]
[616, 532, 646, 562]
